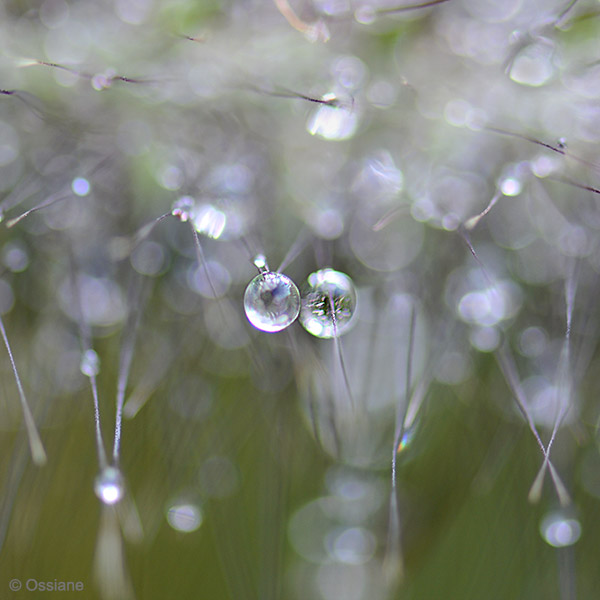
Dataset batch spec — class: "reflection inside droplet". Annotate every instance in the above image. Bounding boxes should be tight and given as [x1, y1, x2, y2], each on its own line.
[192, 204, 227, 240]
[326, 526, 376, 565]
[509, 41, 555, 87]
[171, 196, 195, 222]
[72, 177, 90, 196]
[500, 177, 521, 196]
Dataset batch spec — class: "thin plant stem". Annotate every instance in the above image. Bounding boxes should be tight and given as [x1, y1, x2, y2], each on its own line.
[0, 314, 47, 466]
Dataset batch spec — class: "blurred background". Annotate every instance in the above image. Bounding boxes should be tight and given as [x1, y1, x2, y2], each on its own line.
[1, 0, 600, 598]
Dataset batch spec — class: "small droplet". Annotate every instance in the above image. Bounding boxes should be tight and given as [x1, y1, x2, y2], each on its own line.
[94, 466, 125, 505]
[540, 511, 581, 548]
[166, 502, 203, 533]
[171, 196, 195, 222]
[91, 69, 116, 91]
[299, 269, 357, 338]
[72, 177, 90, 196]
[500, 176, 521, 196]
[253, 254, 268, 272]
[80, 348, 100, 377]
[244, 271, 301, 333]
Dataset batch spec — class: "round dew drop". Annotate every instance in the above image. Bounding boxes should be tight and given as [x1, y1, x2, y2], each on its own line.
[244, 271, 301, 333]
[299, 269, 357, 338]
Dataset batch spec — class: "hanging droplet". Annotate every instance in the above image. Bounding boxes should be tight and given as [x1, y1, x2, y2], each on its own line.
[244, 271, 301, 333]
[80, 348, 100, 377]
[299, 268, 357, 338]
[94, 466, 125, 505]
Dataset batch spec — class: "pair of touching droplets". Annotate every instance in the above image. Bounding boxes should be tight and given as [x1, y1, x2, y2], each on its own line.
[243, 255, 357, 338]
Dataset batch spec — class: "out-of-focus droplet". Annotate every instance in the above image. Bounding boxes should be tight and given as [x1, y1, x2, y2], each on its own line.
[166, 502, 203, 533]
[72, 177, 90, 196]
[94, 466, 124, 505]
[300, 269, 357, 338]
[91, 69, 116, 91]
[80, 348, 100, 377]
[509, 41, 555, 87]
[171, 196, 195, 222]
[540, 511, 581, 548]
[187, 260, 231, 299]
[307, 95, 359, 141]
[244, 272, 301, 333]
[198, 456, 239, 498]
[500, 176, 521, 196]
[1, 241, 29, 273]
[192, 204, 226, 240]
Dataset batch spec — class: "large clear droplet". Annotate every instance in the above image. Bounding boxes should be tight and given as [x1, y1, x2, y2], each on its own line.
[94, 466, 125, 505]
[243, 272, 300, 333]
[300, 269, 357, 338]
[540, 511, 581, 548]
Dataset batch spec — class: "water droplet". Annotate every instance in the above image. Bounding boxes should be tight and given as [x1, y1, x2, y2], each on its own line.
[166, 502, 203, 533]
[509, 41, 555, 87]
[71, 177, 90, 196]
[171, 196, 195, 222]
[192, 204, 226, 239]
[253, 254, 268, 272]
[80, 348, 100, 377]
[540, 511, 581, 547]
[299, 269, 357, 338]
[243, 271, 301, 333]
[307, 95, 359, 141]
[94, 466, 124, 505]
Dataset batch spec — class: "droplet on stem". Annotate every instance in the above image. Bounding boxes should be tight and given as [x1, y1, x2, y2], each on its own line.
[80, 348, 100, 377]
[244, 271, 300, 333]
[540, 511, 581, 548]
[94, 466, 125, 505]
[299, 269, 357, 338]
